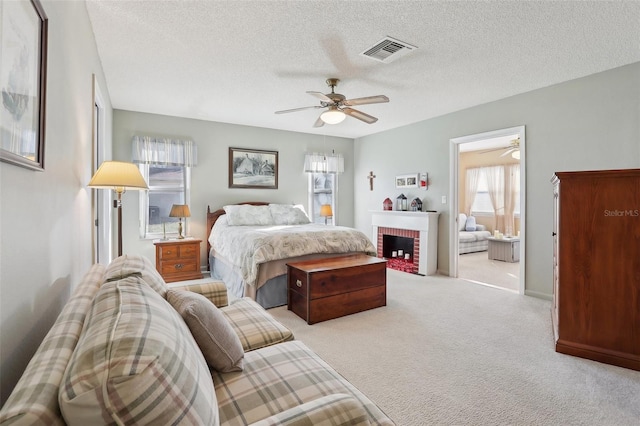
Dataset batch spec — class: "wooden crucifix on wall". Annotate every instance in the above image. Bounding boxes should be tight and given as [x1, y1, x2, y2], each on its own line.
[367, 171, 376, 191]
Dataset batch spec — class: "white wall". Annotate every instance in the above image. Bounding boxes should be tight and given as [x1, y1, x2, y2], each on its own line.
[112, 110, 354, 267]
[354, 62, 640, 298]
[0, 1, 112, 403]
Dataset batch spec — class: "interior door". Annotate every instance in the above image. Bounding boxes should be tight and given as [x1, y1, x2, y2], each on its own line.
[92, 75, 111, 264]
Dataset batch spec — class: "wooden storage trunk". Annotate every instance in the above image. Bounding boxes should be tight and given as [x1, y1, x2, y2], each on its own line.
[287, 254, 387, 324]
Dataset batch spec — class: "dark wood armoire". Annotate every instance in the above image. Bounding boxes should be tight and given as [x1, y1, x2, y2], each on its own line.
[551, 169, 639, 370]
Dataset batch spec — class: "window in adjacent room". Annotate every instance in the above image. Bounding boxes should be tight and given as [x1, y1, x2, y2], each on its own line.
[133, 136, 197, 239]
[470, 166, 520, 216]
[470, 169, 492, 215]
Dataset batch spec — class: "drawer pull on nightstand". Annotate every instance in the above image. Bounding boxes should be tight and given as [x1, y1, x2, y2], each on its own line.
[296, 279, 303, 288]
[174, 264, 184, 270]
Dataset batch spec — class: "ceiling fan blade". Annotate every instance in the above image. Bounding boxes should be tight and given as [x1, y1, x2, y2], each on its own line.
[275, 105, 322, 114]
[480, 146, 509, 154]
[313, 114, 325, 128]
[307, 91, 333, 103]
[500, 148, 518, 157]
[343, 107, 378, 124]
[343, 95, 389, 106]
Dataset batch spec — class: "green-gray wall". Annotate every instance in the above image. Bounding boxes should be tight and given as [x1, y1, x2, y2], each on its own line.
[115, 62, 640, 301]
[112, 111, 354, 266]
[0, 1, 112, 404]
[354, 62, 640, 298]
[1, 1, 637, 405]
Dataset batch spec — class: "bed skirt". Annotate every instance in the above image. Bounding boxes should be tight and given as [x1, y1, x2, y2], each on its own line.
[209, 251, 365, 309]
[209, 255, 287, 309]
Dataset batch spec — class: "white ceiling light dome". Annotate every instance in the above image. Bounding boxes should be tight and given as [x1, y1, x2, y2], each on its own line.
[320, 106, 346, 124]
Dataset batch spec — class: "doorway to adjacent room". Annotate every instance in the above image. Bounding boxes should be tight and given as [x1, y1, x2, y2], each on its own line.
[92, 74, 111, 265]
[449, 126, 526, 294]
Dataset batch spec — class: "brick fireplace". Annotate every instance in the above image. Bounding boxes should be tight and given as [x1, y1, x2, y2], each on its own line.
[370, 211, 440, 275]
[377, 227, 420, 273]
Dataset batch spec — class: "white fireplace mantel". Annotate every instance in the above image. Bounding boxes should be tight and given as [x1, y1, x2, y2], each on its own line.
[370, 210, 440, 275]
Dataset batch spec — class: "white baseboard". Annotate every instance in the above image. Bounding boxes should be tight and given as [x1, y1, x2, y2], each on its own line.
[525, 289, 553, 300]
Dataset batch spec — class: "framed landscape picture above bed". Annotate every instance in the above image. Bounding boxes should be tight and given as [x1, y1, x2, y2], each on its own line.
[229, 147, 278, 189]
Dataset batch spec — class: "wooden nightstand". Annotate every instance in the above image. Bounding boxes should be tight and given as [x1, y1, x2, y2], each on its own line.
[154, 238, 203, 283]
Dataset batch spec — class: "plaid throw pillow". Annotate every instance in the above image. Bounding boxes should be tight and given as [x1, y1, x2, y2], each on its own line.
[59, 277, 218, 425]
[104, 254, 168, 297]
[221, 298, 294, 351]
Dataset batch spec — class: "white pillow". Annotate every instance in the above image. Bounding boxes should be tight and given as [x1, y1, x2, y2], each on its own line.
[269, 204, 311, 225]
[458, 213, 468, 231]
[223, 204, 274, 226]
[465, 216, 477, 231]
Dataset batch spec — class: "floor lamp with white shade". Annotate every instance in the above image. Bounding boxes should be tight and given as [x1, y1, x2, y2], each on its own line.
[88, 161, 148, 257]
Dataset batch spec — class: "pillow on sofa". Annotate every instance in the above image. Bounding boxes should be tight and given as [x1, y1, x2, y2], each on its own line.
[465, 216, 477, 231]
[224, 204, 274, 226]
[59, 277, 217, 426]
[105, 254, 167, 297]
[167, 289, 244, 372]
[269, 204, 311, 225]
[458, 213, 468, 231]
[222, 298, 294, 351]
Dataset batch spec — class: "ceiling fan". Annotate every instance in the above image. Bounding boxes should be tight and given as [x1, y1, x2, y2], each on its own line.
[481, 138, 521, 159]
[274, 78, 389, 127]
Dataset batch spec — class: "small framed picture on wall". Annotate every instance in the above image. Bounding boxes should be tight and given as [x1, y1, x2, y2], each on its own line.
[395, 173, 419, 189]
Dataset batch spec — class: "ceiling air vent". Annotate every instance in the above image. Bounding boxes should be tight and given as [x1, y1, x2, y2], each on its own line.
[360, 36, 417, 63]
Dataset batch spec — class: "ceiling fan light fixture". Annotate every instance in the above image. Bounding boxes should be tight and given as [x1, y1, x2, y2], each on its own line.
[320, 107, 346, 124]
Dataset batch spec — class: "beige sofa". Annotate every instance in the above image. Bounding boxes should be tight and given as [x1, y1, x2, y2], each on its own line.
[0, 255, 393, 425]
[458, 213, 492, 254]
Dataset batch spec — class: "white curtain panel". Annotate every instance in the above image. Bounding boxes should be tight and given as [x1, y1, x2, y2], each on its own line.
[485, 165, 505, 232]
[503, 164, 520, 236]
[464, 167, 481, 216]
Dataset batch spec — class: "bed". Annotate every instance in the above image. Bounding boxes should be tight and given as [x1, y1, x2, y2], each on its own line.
[206, 202, 377, 309]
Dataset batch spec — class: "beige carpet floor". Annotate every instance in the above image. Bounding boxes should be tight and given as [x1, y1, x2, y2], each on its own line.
[458, 251, 520, 292]
[268, 269, 640, 425]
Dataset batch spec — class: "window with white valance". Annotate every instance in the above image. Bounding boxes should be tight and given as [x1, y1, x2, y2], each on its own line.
[132, 136, 197, 167]
[303, 151, 344, 174]
[303, 151, 343, 225]
[133, 136, 197, 239]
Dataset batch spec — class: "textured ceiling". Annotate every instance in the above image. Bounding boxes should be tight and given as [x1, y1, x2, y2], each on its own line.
[85, 0, 640, 140]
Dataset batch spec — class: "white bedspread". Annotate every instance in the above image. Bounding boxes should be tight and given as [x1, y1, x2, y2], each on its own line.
[209, 216, 376, 288]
